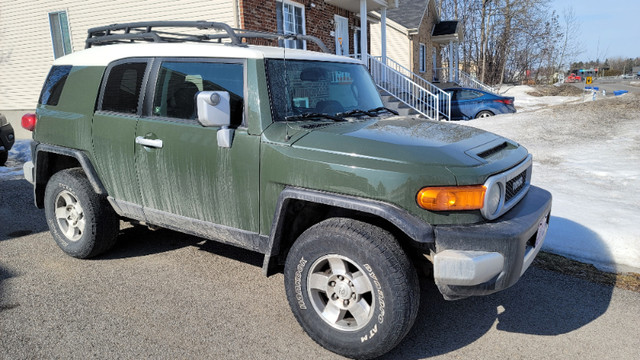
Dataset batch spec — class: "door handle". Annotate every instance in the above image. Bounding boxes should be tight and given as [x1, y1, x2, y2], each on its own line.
[135, 136, 163, 149]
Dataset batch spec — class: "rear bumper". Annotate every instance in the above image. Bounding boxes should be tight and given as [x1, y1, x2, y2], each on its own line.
[433, 185, 552, 299]
[23, 161, 35, 184]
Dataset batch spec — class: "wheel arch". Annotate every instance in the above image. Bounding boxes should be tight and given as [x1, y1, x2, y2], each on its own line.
[262, 187, 435, 276]
[33, 143, 107, 208]
[475, 109, 495, 118]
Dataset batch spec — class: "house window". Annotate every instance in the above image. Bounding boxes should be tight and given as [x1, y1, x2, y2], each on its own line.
[276, 0, 305, 49]
[49, 11, 72, 59]
[419, 43, 426, 73]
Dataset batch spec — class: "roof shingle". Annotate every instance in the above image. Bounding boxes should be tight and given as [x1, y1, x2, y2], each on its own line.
[385, 0, 429, 29]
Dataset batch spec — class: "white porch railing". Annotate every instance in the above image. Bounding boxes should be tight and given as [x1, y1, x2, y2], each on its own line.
[434, 67, 497, 94]
[354, 54, 449, 120]
[372, 56, 451, 120]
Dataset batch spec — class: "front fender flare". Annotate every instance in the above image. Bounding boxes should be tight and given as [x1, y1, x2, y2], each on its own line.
[262, 187, 434, 275]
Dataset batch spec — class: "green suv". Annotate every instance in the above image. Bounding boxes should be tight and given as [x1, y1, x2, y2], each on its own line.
[23, 22, 551, 359]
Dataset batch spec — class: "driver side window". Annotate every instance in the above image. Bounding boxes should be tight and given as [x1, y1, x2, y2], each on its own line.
[152, 61, 244, 125]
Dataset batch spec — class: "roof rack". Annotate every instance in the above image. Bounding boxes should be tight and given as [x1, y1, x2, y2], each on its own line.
[85, 21, 329, 53]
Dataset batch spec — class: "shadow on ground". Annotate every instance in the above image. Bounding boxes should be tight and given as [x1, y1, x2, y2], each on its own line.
[0, 179, 48, 241]
[103, 226, 264, 268]
[98, 215, 614, 359]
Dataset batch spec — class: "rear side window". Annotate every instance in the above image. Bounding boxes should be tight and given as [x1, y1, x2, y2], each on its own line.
[101, 62, 147, 114]
[456, 90, 483, 100]
[39, 65, 72, 106]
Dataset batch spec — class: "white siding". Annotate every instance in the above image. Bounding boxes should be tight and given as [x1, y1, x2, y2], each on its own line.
[370, 19, 410, 71]
[0, 0, 236, 110]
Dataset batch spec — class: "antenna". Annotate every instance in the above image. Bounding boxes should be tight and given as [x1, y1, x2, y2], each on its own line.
[284, 45, 292, 141]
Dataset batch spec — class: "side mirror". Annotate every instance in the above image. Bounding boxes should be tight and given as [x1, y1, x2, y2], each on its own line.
[196, 91, 234, 148]
[197, 91, 231, 127]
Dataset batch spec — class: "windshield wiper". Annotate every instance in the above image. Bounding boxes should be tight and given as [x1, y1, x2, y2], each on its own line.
[336, 109, 375, 118]
[284, 112, 346, 122]
[367, 106, 399, 115]
[337, 107, 399, 118]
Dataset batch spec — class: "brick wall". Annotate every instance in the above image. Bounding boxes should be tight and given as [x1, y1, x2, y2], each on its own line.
[410, 0, 439, 78]
[239, 0, 364, 54]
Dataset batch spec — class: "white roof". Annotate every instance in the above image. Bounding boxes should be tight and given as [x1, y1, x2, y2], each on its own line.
[53, 43, 362, 66]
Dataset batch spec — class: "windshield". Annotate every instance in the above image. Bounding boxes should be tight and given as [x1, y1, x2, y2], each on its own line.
[266, 59, 384, 121]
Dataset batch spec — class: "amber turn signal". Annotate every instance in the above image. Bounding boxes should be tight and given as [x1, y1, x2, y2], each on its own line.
[417, 185, 486, 211]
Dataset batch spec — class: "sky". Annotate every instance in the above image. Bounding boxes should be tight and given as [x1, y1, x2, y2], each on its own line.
[551, 0, 640, 62]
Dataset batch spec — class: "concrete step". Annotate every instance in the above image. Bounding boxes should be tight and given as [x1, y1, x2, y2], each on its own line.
[394, 107, 416, 116]
[379, 89, 419, 116]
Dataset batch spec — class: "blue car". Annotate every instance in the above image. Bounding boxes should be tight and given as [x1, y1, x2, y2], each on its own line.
[444, 87, 516, 120]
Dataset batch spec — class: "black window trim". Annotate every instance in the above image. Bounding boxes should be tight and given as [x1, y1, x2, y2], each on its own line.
[96, 57, 152, 116]
[143, 57, 248, 128]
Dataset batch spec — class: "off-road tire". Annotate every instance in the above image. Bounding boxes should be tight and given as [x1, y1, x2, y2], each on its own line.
[44, 168, 119, 258]
[475, 110, 494, 119]
[284, 218, 419, 359]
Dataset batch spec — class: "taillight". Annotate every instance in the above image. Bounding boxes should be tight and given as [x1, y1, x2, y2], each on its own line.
[495, 99, 513, 105]
[22, 113, 37, 131]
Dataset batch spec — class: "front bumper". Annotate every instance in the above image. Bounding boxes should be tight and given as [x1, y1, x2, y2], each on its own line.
[433, 185, 552, 299]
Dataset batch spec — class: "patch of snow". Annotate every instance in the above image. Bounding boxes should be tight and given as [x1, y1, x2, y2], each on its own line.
[498, 85, 582, 112]
[1, 140, 31, 180]
[465, 88, 640, 273]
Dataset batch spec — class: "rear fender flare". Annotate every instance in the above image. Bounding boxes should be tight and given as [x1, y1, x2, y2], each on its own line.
[33, 143, 106, 207]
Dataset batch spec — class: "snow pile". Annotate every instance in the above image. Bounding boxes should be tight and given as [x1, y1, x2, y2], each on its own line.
[498, 85, 583, 112]
[466, 92, 640, 273]
[0, 140, 31, 180]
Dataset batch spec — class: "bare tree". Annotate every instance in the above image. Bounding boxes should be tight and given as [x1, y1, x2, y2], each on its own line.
[439, 0, 568, 85]
[479, 0, 491, 83]
[554, 6, 582, 74]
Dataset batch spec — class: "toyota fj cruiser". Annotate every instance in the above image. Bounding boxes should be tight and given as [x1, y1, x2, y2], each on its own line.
[23, 22, 551, 359]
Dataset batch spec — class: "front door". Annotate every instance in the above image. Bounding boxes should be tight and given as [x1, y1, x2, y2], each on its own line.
[334, 15, 349, 56]
[135, 59, 260, 233]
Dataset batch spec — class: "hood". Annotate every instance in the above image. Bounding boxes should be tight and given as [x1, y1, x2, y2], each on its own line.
[291, 116, 512, 167]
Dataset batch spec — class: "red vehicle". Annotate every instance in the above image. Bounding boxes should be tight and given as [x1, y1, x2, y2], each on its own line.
[566, 73, 582, 83]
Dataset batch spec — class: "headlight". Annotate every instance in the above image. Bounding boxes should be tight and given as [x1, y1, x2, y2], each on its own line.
[484, 183, 502, 216]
